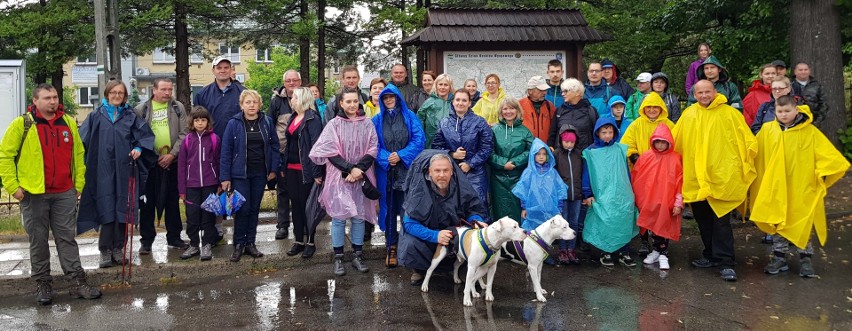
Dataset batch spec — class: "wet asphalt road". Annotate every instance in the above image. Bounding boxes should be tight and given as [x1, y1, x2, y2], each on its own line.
[1, 219, 851, 330]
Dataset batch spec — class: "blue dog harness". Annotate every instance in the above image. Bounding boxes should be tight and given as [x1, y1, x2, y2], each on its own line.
[459, 227, 496, 266]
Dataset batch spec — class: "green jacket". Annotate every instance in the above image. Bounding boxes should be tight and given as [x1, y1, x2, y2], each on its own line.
[0, 112, 85, 195]
[687, 55, 743, 111]
[625, 90, 647, 121]
[488, 115, 534, 221]
[417, 93, 451, 149]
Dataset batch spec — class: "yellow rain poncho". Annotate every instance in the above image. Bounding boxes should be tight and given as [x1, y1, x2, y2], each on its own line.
[472, 87, 506, 126]
[621, 92, 675, 159]
[749, 105, 849, 248]
[672, 93, 757, 217]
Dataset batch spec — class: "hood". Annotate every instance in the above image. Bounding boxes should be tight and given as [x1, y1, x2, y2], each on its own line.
[649, 123, 675, 155]
[557, 123, 579, 151]
[272, 85, 288, 98]
[528, 138, 556, 171]
[638, 92, 669, 121]
[748, 79, 771, 94]
[480, 87, 505, 99]
[378, 84, 409, 114]
[607, 95, 626, 115]
[697, 55, 730, 82]
[592, 116, 620, 147]
[650, 72, 670, 92]
[780, 104, 814, 131]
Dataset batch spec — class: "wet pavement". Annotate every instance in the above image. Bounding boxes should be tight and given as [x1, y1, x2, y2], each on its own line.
[0, 214, 851, 330]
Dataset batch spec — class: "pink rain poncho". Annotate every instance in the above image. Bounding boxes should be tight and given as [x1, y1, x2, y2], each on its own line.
[309, 113, 379, 224]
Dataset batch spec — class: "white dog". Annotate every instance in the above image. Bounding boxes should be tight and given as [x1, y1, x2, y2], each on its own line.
[500, 215, 576, 302]
[420, 216, 527, 306]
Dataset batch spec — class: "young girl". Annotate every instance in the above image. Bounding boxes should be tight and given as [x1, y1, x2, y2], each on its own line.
[513, 138, 568, 232]
[178, 106, 220, 261]
[554, 126, 584, 264]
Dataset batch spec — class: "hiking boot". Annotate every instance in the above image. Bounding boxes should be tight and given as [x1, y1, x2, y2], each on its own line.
[619, 253, 637, 267]
[600, 254, 614, 266]
[567, 249, 580, 265]
[36, 280, 54, 305]
[799, 257, 815, 278]
[111, 250, 128, 266]
[643, 250, 661, 265]
[286, 243, 305, 256]
[720, 268, 738, 281]
[244, 244, 264, 258]
[69, 273, 101, 300]
[180, 246, 200, 260]
[230, 244, 243, 262]
[99, 251, 113, 268]
[138, 244, 152, 255]
[333, 254, 346, 276]
[302, 245, 316, 259]
[410, 272, 424, 286]
[764, 256, 789, 275]
[638, 240, 651, 256]
[200, 244, 213, 261]
[275, 228, 289, 240]
[352, 251, 369, 273]
[691, 257, 718, 268]
[558, 249, 571, 265]
[658, 255, 670, 270]
[386, 245, 398, 268]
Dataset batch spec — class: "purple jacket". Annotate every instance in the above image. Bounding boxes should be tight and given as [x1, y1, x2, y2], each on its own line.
[685, 58, 705, 95]
[178, 129, 220, 195]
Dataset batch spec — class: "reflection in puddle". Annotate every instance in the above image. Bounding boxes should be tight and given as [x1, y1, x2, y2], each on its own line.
[51, 304, 71, 317]
[255, 282, 282, 329]
[152, 250, 169, 264]
[584, 287, 638, 331]
[327, 279, 336, 317]
[6, 269, 23, 276]
[156, 294, 169, 313]
[288, 287, 296, 316]
[132, 298, 144, 310]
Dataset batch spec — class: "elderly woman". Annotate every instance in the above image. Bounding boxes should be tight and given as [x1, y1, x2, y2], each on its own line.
[373, 84, 425, 267]
[432, 89, 494, 218]
[417, 73, 453, 149]
[472, 73, 506, 125]
[77, 80, 156, 268]
[489, 96, 534, 221]
[281, 87, 324, 259]
[410, 70, 436, 112]
[549, 78, 599, 151]
[743, 64, 777, 127]
[220, 90, 280, 262]
[310, 87, 379, 276]
[364, 78, 386, 118]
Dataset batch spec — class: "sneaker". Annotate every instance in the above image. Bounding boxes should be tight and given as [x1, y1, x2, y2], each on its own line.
[720, 268, 737, 281]
[410, 272, 424, 286]
[638, 240, 651, 256]
[558, 249, 571, 265]
[600, 254, 614, 266]
[764, 256, 789, 275]
[619, 253, 637, 267]
[200, 244, 213, 261]
[138, 245, 152, 255]
[691, 257, 718, 268]
[799, 257, 815, 278]
[352, 252, 369, 273]
[70, 273, 101, 300]
[658, 255, 670, 270]
[36, 281, 54, 305]
[180, 246, 200, 260]
[333, 254, 346, 276]
[643, 250, 661, 265]
[275, 228, 289, 240]
[168, 241, 190, 250]
[566, 250, 580, 265]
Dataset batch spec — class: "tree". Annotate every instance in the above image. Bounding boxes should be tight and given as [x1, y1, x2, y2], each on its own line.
[244, 48, 317, 110]
[790, 0, 846, 146]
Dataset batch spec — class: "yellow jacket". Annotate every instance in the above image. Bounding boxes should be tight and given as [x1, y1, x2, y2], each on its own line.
[364, 100, 380, 118]
[672, 93, 757, 217]
[622, 92, 674, 158]
[749, 105, 849, 248]
[472, 87, 505, 125]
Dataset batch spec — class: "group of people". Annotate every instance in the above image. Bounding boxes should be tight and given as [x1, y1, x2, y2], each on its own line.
[0, 43, 848, 305]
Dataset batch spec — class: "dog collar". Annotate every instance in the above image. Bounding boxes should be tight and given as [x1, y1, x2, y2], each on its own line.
[529, 231, 551, 258]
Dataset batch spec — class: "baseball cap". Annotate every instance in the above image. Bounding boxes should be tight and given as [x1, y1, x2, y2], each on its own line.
[527, 76, 549, 90]
[212, 56, 232, 67]
[601, 58, 615, 69]
[635, 72, 653, 83]
[771, 60, 787, 68]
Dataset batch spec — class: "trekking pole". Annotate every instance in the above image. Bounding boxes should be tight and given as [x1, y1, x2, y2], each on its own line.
[121, 161, 138, 283]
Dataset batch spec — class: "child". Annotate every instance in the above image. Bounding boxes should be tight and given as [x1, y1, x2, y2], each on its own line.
[581, 117, 639, 267]
[554, 125, 585, 264]
[749, 96, 849, 277]
[632, 124, 683, 270]
[603, 96, 631, 142]
[177, 106, 220, 261]
[513, 138, 568, 232]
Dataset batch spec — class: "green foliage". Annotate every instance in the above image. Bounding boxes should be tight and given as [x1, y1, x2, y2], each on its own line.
[244, 48, 317, 111]
[839, 122, 852, 161]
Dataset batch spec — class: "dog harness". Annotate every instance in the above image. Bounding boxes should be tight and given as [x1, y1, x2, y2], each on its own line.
[509, 231, 551, 264]
[459, 227, 496, 266]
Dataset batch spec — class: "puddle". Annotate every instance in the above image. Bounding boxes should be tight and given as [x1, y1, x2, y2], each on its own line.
[255, 282, 282, 329]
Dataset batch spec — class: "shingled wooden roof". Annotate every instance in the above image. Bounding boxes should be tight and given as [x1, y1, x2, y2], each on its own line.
[402, 8, 612, 45]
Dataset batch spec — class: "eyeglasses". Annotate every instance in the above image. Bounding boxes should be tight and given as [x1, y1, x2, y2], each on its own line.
[485, 82, 498, 86]
[588, 70, 602, 74]
[771, 86, 789, 91]
[285, 79, 301, 83]
[108, 91, 124, 96]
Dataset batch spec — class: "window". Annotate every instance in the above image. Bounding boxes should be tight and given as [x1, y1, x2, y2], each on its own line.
[153, 48, 176, 64]
[190, 53, 203, 64]
[78, 86, 99, 106]
[76, 55, 96, 64]
[256, 48, 272, 63]
[218, 43, 240, 63]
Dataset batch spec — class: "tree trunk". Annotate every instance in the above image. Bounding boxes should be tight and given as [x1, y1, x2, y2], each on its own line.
[299, 0, 310, 84]
[415, 0, 425, 79]
[51, 68, 64, 106]
[790, 0, 845, 146]
[400, 0, 410, 84]
[174, 2, 191, 107]
[317, 0, 326, 97]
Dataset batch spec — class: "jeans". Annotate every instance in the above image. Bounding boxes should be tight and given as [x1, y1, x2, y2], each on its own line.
[331, 218, 365, 249]
[559, 199, 583, 250]
[21, 189, 84, 282]
[382, 189, 405, 246]
[231, 171, 268, 245]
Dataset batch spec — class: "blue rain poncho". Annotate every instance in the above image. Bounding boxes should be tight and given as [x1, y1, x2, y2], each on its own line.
[512, 139, 568, 231]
